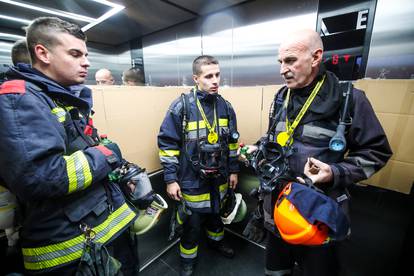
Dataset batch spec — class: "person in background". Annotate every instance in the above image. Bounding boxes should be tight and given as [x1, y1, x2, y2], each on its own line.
[95, 68, 115, 85]
[240, 29, 392, 276]
[0, 17, 139, 275]
[11, 39, 31, 66]
[122, 67, 145, 86]
[158, 55, 239, 276]
[1, 39, 31, 84]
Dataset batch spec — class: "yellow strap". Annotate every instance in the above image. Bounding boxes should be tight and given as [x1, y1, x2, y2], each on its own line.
[194, 89, 217, 134]
[284, 75, 326, 140]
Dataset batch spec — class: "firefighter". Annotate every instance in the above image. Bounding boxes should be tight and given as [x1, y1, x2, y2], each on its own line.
[0, 17, 139, 275]
[240, 29, 392, 276]
[158, 55, 239, 276]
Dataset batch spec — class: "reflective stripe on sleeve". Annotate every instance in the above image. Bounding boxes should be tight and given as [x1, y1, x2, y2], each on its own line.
[63, 151, 93, 194]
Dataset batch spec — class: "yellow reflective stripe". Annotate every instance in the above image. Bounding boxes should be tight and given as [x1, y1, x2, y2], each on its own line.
[219, 183, 228, 192]
[79, 153, 92, 190]
[206, 229, 224, 238]
[228, 143, 239, 150]
[218, 118, 228, 127]
[182, 192, 210, 202]
[24, 250, 83, 271]
[63, 154, 77, 193]
[176, 210, 183, 225]
[187, 120, 206, 131]
[23, 203, 135, 270]
[51, 107, 66, 123]
[159, 149, 180, 157]
[187, 119, 228, 131]
[180, 244, 198, 255]
[63, 151, 92, 194]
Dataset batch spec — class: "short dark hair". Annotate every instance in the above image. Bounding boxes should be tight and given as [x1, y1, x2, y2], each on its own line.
[122, 67, 145, 85]
[11, 39, 30, 65]
[26, 17, 86, 63]
[192, 55, 219, 75]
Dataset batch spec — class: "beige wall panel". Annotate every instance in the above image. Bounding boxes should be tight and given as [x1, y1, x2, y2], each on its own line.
[355, 79, 414, 115]
[220, 87, 263, 144]
[362, 160, 414, 194]
[88, 87, 108, 134]
[262, 85, 283, 136]
[91, 86, 187, 172]
[376, 113, 414, 164]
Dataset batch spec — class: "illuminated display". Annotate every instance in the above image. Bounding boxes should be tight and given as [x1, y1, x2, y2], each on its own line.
[317, 0, 376, 80]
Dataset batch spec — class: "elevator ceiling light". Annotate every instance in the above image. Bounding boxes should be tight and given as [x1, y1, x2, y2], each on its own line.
[82, 0, 125, 32]
[0, 0, 125, 32]
[0, 0, 95, 22]
[0, 32, 25, 40]
[0, 14, 31, 24]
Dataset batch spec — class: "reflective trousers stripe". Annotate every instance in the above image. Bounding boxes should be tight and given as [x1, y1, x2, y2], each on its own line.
[206, 229, 224, 241]
[22, 203, 136, 271]
[180, 243, 198, 259]
[63, 151, 93, 194]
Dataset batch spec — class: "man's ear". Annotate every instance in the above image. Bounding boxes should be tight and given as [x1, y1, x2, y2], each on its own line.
[311, 48, 323, 67]
[34, 44, 51, 64]
[192, 74, 199, 85]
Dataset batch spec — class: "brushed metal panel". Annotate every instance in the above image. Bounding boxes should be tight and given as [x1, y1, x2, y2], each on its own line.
[232, 12, 317, 86]
[365, 0, 414, 79]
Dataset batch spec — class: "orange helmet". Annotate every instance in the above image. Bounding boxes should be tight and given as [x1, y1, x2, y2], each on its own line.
[273, 183, 330, 246]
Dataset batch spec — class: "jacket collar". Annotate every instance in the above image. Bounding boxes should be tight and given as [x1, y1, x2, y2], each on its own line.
[8, 64, 92, 113]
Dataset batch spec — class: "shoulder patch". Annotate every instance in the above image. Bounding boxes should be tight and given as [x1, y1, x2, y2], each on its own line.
[0, 80, 26, 95]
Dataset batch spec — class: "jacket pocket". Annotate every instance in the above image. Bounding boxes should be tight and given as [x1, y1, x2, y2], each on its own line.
[63, 186, 108, 223]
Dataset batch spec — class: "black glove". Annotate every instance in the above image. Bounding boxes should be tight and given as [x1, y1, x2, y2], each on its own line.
[168, 200, 192, 241]
[242, 200, 266, 243]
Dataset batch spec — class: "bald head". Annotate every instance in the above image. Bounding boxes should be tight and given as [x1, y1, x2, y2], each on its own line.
[278, 29, 324, 89]
[281, 29, 323, 53]
[95, 68, 114, 85]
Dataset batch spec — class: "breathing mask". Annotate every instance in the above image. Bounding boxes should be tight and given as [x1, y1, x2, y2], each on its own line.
[251, 141, 290, 193]
[198, 141, 222, 179]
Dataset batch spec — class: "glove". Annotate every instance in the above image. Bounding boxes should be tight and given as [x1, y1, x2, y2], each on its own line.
[242, 200, 266, 243]
[168, 200, 192, 241]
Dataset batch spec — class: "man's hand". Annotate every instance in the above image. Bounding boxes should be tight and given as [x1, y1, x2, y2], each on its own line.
[167, 182, 182, 201]
[301, 157, 333, 184]
[237, 145, 258, 163]
[229, 173, 238, 189]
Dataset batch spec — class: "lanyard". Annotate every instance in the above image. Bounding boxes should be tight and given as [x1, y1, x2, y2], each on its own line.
[194, 89, 218, 144]
[277, 74, 326, 146]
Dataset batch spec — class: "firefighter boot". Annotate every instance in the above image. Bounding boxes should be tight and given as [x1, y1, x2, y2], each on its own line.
[207, 240, 235, 258]
[180, 262, 195, 276]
